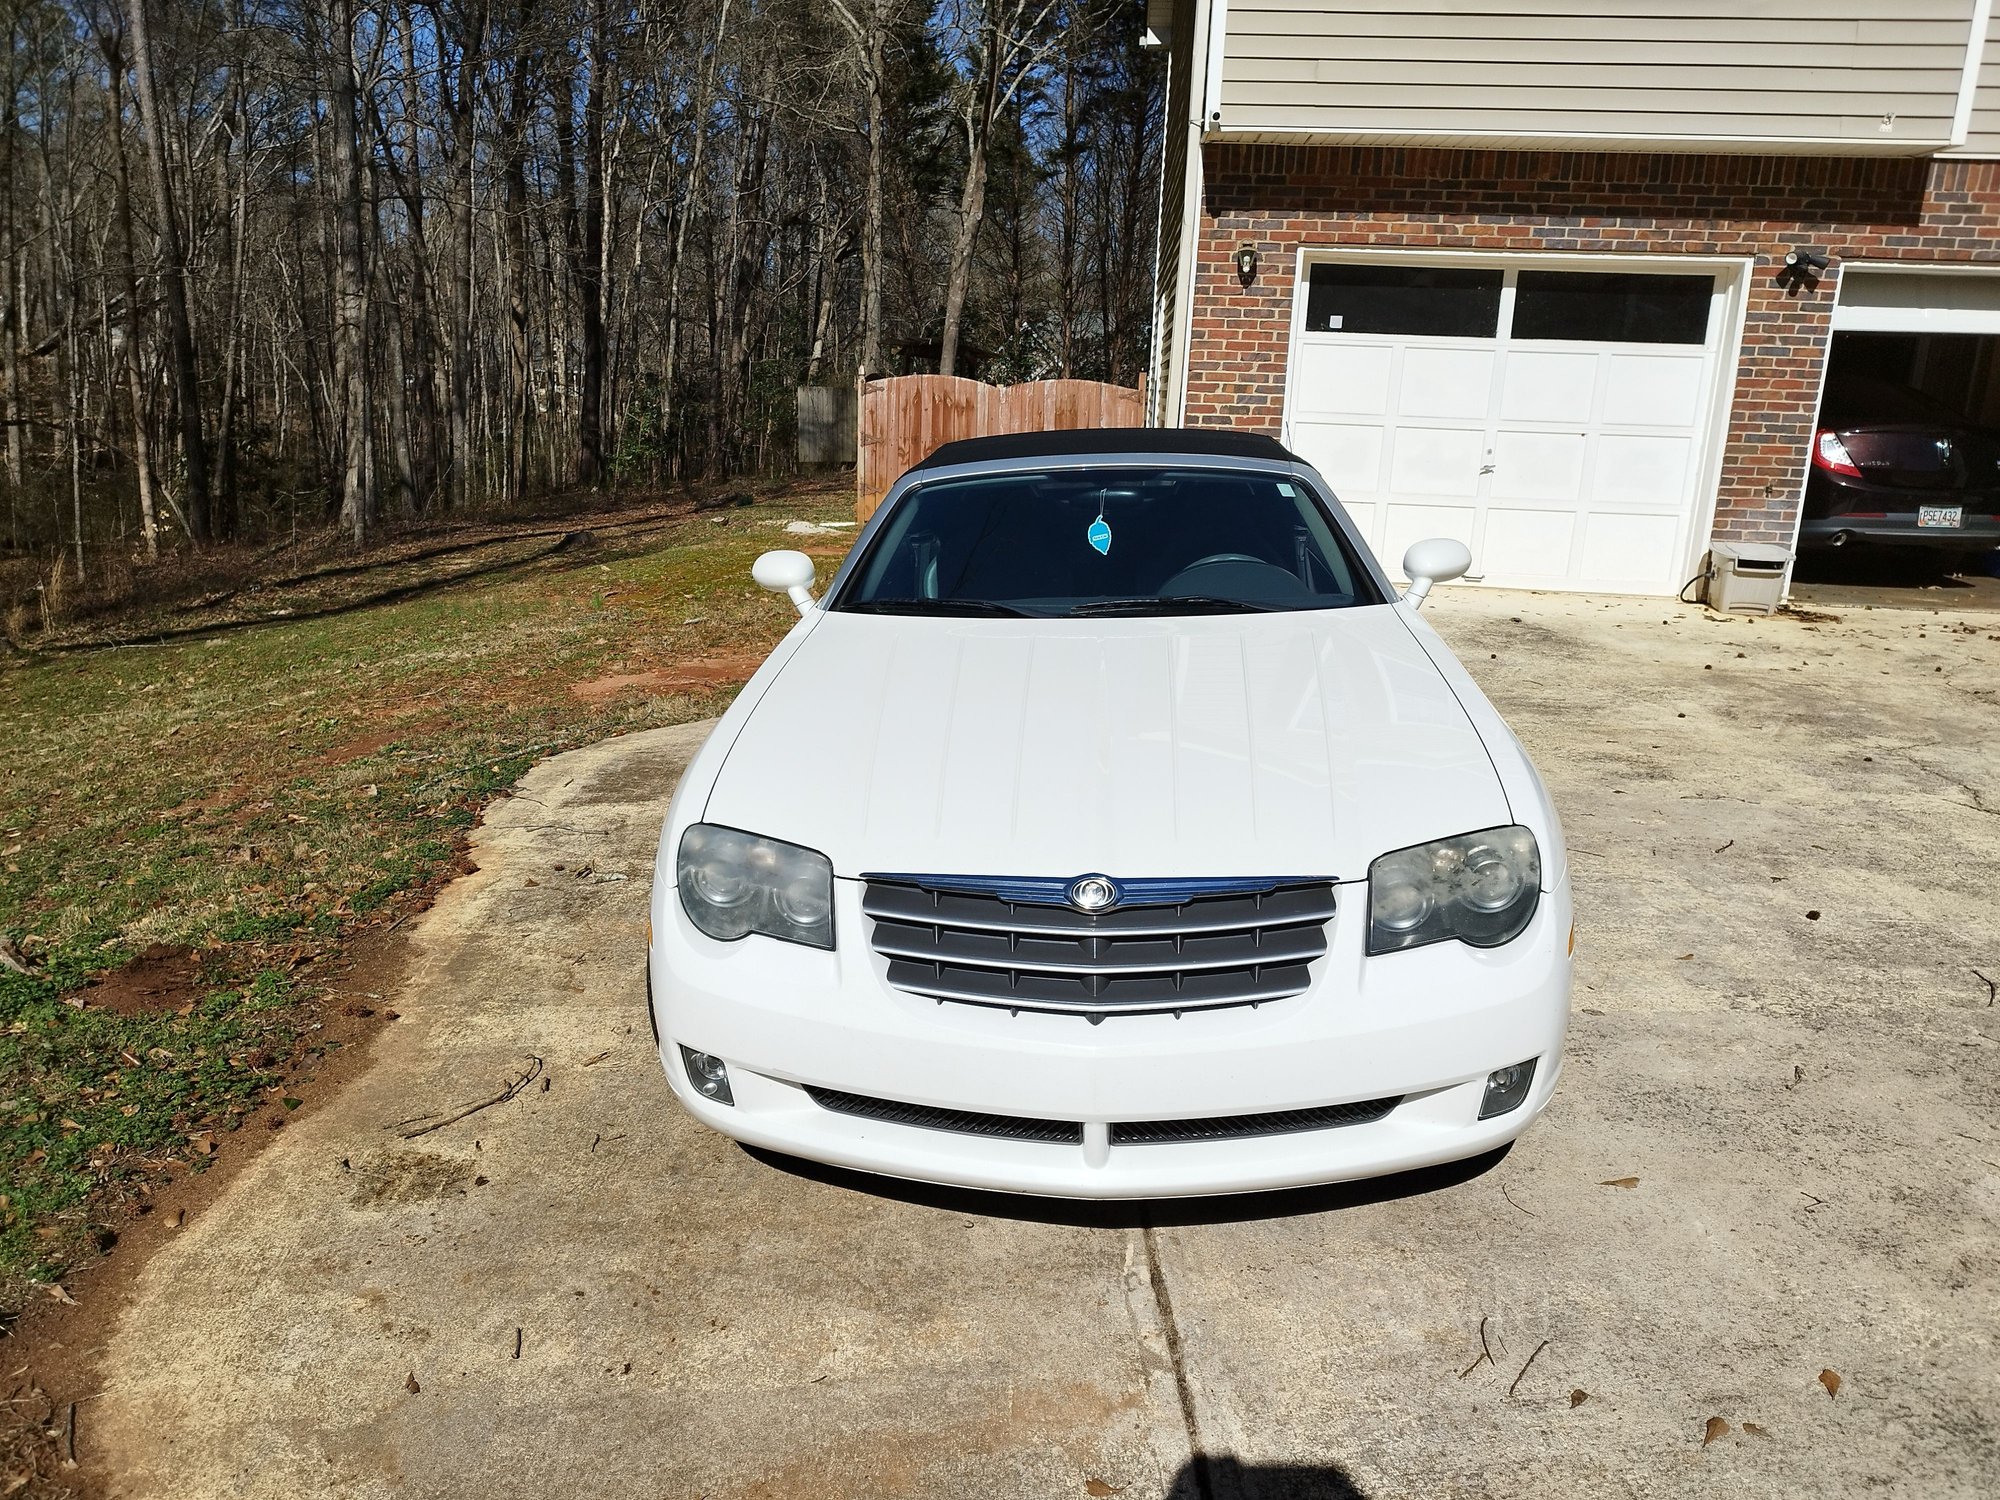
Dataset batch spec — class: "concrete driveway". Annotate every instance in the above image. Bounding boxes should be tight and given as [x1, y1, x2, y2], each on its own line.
[93, 591, 2000, 1499]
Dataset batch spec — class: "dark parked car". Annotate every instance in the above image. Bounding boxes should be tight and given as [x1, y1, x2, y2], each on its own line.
[1802, 372, 2000, 559]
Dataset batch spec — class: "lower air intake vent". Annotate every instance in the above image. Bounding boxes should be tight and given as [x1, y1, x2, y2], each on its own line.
[1110, 1096, 1401, 1145]
[802, 1087, 1402, 1147]
[803, 1086, 1082, 1144]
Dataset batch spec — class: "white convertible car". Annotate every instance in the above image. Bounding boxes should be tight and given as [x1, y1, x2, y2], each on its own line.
[648, 429, 1571, 1198]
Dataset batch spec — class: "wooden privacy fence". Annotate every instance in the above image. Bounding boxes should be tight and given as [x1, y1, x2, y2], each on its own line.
[856, 374, 1147, 521]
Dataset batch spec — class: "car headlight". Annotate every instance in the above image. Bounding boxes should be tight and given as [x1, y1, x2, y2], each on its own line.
[677, 823, 834, 949]
[1367, 826, 1541, 955]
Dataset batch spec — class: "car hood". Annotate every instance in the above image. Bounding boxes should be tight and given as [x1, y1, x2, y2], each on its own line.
[702, 607, 1510, 882]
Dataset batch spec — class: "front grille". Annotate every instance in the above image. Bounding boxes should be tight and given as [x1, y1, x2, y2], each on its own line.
[862, 876, 1337, 1019]
[1110, 1097, 1400, 1145]
[803, 1086, 1401, 1147]
[803, 1086, 1083, 1143]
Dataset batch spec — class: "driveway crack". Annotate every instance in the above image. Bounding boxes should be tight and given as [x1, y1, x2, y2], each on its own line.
[1142, 1220, 1213, 1500]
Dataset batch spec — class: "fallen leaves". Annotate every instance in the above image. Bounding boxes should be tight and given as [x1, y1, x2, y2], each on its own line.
[1569, 1388, 1588, 1408]
[1085, 1482, 1127, 1498]
[1819, 1368, 1841, 1400]
[1600, 1176, 1640, 1189]
[405, 1372, 421, 1395]
[1703, 1417, 1731, 1447]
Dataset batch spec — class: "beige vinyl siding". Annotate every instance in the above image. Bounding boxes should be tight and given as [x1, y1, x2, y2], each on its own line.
[1949, 9, 2000, 153]
[1220, 0, 1979, 153]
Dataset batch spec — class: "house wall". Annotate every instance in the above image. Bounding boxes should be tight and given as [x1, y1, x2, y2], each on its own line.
[1951, 6, 2000, 154]
[1180, 145, 2000, 545]
[1220, 0, 1980, 153]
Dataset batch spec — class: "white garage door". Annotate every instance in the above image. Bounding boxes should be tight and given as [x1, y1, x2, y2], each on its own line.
[1285, 260, 1735, 596]
[1833, 266, 2000, 334]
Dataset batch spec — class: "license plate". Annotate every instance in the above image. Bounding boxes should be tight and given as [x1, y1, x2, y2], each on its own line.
[1917, 505, 1963, 529]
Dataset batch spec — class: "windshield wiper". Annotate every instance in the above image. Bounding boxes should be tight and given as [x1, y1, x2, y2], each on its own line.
[844, 597, 1032, 617]
[1064, 595, 1279, 616]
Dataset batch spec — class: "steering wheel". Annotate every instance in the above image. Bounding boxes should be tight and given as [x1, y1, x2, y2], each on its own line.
[1179, 553, 1264, 570]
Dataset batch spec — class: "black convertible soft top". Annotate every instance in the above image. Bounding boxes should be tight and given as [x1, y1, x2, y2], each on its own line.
[913, 426, 1299, 471]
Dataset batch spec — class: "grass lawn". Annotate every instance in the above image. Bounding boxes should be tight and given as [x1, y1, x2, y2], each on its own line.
[0, 480, 853, 1307]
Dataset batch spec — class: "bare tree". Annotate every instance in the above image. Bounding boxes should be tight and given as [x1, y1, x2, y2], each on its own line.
[0, 0, 1161, 580]
[122, 0, 210, 539]
[935, 0, 1060, 378]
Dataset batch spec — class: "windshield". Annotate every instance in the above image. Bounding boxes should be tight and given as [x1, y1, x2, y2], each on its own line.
[836, 466, 1381, 616]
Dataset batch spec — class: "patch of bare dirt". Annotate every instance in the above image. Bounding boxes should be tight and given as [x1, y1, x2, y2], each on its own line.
[347, 1148, 475, 1209]
[77, 946, 205, 1018]
[570, 654, 763, 702]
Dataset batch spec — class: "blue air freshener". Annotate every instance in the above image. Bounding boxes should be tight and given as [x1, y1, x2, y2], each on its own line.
[1087, 514, 1112, 555]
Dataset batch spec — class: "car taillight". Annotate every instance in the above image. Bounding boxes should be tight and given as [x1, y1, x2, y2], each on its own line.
[1813, 429, 1863, 478]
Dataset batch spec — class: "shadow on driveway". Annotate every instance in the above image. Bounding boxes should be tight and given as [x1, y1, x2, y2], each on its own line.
[1791, 544, 2000, 610]
[1166, 1456, 1372, 1499]
[741, 1142, 1511, 1229]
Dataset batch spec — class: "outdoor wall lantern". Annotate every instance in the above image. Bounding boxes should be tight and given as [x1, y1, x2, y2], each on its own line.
[1785, 247, 1830, 273]
[1234, 244, 1259, 285]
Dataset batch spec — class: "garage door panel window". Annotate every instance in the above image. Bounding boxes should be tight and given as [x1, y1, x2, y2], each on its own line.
[1305, 265, 1503, 338]
[1512, 272, 1712, 346]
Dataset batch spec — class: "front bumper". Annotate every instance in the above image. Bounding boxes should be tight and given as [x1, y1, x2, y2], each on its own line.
[650, 877, 1572, 1199]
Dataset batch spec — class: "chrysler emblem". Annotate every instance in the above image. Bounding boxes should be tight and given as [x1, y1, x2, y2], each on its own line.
[1068, 875, 1119, 912]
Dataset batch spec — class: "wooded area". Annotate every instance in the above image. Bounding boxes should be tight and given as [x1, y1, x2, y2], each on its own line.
[0, 0, 1161, 597]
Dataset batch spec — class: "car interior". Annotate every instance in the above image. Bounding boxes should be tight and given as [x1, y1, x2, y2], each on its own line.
[841, 467, 1380, 613]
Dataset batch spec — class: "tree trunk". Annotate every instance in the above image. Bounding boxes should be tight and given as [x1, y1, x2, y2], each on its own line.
[2, 18, 21, 502]
[445, 4, 488, 509]
[103, 28, 159, 558]
[124, 0, 211, 541]
[215, 23, 249, 537]
[501, 1, 535, 506]
[574, 0, 608, 487]
[860, 11, 884, 377]
[327, 0, 373, 543]
[937, 147, 986, 379]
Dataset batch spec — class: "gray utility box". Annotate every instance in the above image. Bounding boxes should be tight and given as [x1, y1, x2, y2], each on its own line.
[1703, 540, 1791, 615]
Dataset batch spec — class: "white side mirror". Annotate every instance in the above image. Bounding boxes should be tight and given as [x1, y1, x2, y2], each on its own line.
[1400, 538, 1473, 609]
[752, 549, 818, 615]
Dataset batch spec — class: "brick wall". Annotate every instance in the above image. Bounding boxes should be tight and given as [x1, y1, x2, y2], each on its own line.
[1184, 145, 2000, 544]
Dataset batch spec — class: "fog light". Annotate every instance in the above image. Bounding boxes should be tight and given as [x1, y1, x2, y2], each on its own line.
[678, 1046, 734, 1106]
[1479, 1059, 1537, 1120]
